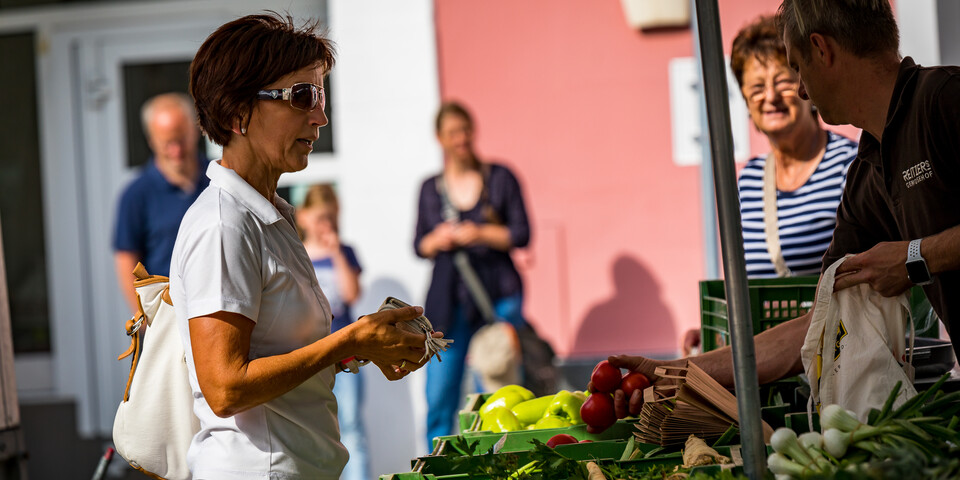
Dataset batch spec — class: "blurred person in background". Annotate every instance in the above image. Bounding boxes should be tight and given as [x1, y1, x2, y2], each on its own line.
[682, 14, 858, 355]
[113, 92, 209, 313]
[415, 101, 531, 448]
[173, 13, 439, 478]
[296, 184, 369, 480]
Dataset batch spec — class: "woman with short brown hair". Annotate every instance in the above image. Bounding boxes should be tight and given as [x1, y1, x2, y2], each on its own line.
[171, 13, 437, 478]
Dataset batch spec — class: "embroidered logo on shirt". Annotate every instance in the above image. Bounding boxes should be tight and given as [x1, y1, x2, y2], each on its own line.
[902, 160, 934, 188]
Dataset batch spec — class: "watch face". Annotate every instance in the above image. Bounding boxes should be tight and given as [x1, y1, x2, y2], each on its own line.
[906, 259, 931, 284]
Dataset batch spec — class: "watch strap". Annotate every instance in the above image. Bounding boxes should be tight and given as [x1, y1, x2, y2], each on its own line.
[906, 238, 933, 285]
[907, 238, 923, 262]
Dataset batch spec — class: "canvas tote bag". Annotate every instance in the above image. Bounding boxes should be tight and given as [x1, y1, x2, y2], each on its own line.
[801, 256, 916, 422]
[113, 263, 198, 480]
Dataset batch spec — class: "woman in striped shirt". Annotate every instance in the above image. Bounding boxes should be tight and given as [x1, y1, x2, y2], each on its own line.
[731, 15, 858, 278]
[683, 15, 857, 355]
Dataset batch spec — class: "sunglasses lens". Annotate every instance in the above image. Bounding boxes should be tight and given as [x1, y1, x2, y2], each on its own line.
[291, 84, 319, 111]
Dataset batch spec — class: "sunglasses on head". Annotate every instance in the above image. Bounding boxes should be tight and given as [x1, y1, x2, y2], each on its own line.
[256, 82, 325, 112]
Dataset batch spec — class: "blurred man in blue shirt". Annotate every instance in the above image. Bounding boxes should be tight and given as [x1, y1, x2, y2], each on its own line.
[113, 93, 209, 313]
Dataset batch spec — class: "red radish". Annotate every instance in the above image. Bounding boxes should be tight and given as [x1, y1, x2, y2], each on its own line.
[579, 439, 593, 443]
[580, 392, 617, 432]
[590, 360, 621, 393]
[620, 372, 651, 400]
[546, 433, 578, 448]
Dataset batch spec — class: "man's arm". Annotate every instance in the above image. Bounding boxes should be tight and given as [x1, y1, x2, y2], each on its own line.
[834, 224, 960, 295]
[608, 311, 810, 417]
[920, 224, 960, 276]
[114, 251, 141, 314]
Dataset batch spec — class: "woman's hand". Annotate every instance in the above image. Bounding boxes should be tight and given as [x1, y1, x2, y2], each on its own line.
[452, 221, 481, 247]
[454, 221, 513, 251]
[367, 329, 443, 381]
[370, 356, 426, 381]
[346, 305, 434, 369]
[419, 222, 457, 258]
[317, 229, 341, 252]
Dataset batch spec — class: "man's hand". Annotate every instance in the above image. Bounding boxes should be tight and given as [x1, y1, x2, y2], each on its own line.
[834, 241, 912, 297]
[585, 355, 682, 424]
[682, 328, 701, 357]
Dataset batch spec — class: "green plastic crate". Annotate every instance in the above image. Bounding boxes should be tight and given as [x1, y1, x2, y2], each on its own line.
[382, 431, 737, 480]
[457, 393, 488, 434]
[700, 276, 937, 352]
[700, 276, 818, 352]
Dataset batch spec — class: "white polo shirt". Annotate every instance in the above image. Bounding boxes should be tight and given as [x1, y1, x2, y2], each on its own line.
[170, 161, 347, 479]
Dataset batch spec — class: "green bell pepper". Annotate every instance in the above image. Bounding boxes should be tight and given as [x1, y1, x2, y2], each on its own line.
[510, 395, 555, 426]
[544, 390, 586, 425]
[533, 415, 573, 429]
[480, 406, 522, 433]
[479, 385, 535, 417]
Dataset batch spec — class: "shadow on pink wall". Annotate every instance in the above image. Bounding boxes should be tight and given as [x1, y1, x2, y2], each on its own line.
[573, 255, 677, 358]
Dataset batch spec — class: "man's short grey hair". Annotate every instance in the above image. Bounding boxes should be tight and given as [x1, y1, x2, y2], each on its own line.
[776, 0, 898, 61]
[140, 92, 197, 137]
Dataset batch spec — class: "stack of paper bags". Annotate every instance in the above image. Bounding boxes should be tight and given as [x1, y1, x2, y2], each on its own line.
[634, 361, 773, 446]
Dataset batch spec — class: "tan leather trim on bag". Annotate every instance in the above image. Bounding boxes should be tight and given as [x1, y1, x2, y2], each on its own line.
[120, 294, 148, 401]
[161, 286, 173, 306]
[133, 276, 169, 287]
[132, 262, 170, 287]
[133, 262, 150, 280]
[122, 327, 142, 402]
[128, 462, 166, 480]
[118, 318, 137, 361]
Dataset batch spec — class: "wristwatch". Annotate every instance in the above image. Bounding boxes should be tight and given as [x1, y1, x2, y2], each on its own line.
[905, 238, 934, 285]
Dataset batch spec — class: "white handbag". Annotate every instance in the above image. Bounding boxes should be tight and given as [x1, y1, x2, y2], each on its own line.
[113, 264, 198, 480]
[801, 256, 916, 423]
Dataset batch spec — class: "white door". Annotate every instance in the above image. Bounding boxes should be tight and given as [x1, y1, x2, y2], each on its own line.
[35, 0, 323, 436]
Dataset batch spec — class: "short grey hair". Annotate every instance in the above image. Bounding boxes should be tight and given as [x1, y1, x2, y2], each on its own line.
[140, 92, 197, 137]
[776, 0, 898, 61]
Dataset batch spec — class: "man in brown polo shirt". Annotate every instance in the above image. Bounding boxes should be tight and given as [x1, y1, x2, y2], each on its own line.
[605, 0, 960, 416]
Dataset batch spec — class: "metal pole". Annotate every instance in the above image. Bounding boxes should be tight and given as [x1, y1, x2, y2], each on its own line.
[693, 0, 766, 478]
[691, 0, 720, 280]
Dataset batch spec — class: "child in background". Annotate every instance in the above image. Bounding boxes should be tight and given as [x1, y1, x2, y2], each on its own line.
[296, 184, 368, 480]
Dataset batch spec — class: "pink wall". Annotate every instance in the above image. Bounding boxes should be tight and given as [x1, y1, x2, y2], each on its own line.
[434, 0, 859, 358]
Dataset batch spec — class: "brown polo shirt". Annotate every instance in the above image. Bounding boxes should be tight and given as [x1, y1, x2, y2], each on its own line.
[822, 57, 960, 359]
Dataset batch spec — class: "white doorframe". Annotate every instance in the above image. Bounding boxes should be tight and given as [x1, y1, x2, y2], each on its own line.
[9, 0, 324, 436]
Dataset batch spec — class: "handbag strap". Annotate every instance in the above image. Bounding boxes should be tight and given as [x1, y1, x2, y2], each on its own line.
[762, 156, 793, 277]
[436, 173, 499, 325]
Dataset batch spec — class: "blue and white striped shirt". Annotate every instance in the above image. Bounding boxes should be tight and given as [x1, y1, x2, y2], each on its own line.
[738, 131, 858, 278]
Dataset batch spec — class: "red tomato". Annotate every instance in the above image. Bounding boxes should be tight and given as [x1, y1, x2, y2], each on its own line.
[580, 392, 617, 432]
[590, 360, 621, 393]
[579, 439, 593, 443]
[546, 433, 579, 448]
[620, 372, 651, 400]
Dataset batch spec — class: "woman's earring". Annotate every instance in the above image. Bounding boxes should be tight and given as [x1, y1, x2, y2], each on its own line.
[240, 126, 247, 135]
